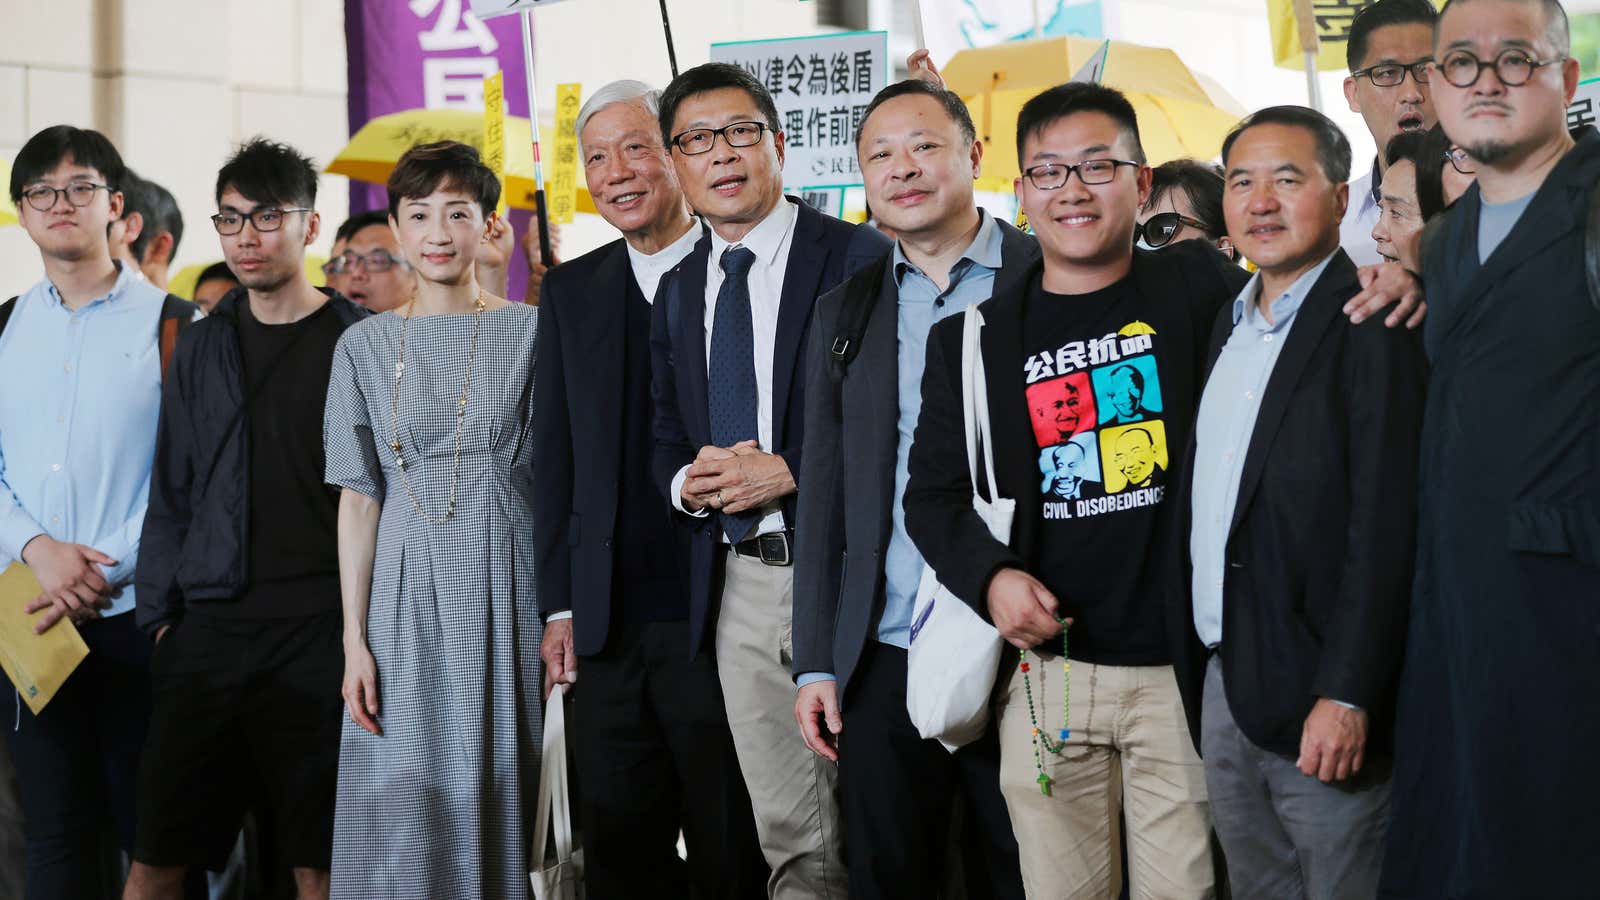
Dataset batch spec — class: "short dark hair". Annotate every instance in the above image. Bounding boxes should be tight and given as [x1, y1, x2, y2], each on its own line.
[1347, 0, 1439, 71]
[657, 62, 782, 147]
[1411, 124, 1454, 220]
[1108, 364, 1145, 393]
[1015, 82, 1146, 169]
[385, 141, 500, 221]
[335, 209, 391, 245]
[1147, 159, 1226, 239]
[194, 260, 238, 289]
[856, 79, 977, 147]
[1222, 105, 1353, 185]
[10, 125, 127, 205]
[1439, 0, 1570, 56]
[126, 174, 183, 261]
[216, 137, 319, 210]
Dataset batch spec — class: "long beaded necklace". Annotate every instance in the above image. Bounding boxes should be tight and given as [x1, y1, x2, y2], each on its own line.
[388, 291, 487, 525]
[1019, 619, 1097, 796]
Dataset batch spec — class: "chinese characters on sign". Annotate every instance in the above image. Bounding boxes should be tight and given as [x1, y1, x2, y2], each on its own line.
[710, 31, 888, 204]
[550, 84, 582, 224]
[1568, 79, 1600, 133]
[1268, 0, 1442, 72]
[412, 0, 503, 109]
[482, 72, 510, 215]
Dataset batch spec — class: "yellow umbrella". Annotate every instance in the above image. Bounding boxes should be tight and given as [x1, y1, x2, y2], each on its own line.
[327, 109, 598, 216]
[942, 37, 1244, 193]
[1, 157, 17, 227]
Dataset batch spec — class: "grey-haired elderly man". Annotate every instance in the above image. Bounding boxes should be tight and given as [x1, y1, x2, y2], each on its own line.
[530, 79, 767, 899]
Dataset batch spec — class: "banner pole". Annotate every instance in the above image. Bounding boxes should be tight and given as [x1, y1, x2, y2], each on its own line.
[658, 0, 680, 77]
[1293, 0, 1324, 111]
[519, 9, 553, 268]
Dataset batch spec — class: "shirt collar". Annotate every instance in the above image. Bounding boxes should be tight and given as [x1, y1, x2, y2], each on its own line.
[45, 259, 136, 311]
[1230, 250, 1339, 329]
[709, 196, 797, 269]
[1358, 158, 1381, 210]
[627, 219, 703, 269]
[892, 208, 1004, 286]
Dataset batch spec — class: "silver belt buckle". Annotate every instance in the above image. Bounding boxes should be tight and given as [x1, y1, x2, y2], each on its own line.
[756, 531, 792, 567]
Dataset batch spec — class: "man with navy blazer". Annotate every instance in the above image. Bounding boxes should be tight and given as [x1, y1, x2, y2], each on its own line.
[1169, 106, 1425, 899]
[649, 62, 889, 899]
[531, 80, 766, 899]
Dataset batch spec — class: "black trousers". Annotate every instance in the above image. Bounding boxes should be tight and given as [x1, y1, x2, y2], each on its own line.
[569, 618, 768, 900]
[838, 642, 1024, 900]
[5, 612, 149, 900]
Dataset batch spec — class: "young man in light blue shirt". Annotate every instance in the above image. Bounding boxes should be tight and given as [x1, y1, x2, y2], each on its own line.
[0, 124, 190, 899]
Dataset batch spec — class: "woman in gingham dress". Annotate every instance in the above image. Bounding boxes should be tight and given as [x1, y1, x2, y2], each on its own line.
[323, 142, 542, 899]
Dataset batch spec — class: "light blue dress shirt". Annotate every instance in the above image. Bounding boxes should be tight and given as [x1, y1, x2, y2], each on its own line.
[797, 211, 1005, 690]
[1189, 252, 1336, 649]
[0, 262, 169, 618]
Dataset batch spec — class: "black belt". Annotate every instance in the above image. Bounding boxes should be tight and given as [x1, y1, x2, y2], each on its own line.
[729, 529, 794, 567]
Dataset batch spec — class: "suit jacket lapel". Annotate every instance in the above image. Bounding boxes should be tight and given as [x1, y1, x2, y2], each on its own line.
[583, 241, 629, 482]
[773, 203, 827, 442]
[1228, 253, 1358, 538]
[679, 228, 713, 443]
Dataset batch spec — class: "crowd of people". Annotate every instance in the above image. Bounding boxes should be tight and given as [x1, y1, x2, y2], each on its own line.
[0, 0, 1595, 898]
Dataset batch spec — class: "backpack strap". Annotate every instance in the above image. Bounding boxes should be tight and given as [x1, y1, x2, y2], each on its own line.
[827, 255, 891, 381]
[157, 294, 197, 380]
[1586, 181, 1600, 314]
[0, 296, 16, 339]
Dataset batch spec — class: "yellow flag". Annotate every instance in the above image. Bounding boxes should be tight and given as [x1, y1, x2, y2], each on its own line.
[550, 84, 582, 225]
[1268, 0, 1442, 72]
[482, 71, 510, 216]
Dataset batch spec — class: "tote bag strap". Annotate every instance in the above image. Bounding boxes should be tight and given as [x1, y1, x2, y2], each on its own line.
[533, 684, 575, 865]
[960, 307, 1003, 506]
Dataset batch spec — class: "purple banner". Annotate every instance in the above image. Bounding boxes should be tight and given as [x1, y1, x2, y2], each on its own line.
[345, 0, 535, 299]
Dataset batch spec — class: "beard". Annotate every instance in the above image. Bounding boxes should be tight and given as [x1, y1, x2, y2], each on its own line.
[1465, 139, 1518, 166]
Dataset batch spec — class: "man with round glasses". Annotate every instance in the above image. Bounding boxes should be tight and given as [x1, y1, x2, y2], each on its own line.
[1382, 1, 1599, 896]
[1340, 0, 1440, 265]
[323, 210, 415, 313]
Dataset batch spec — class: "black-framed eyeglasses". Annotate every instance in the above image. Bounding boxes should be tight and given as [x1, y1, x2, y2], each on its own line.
[671, 121, 769, 156]
[1444, 146, 1476, 175]
[1350, 59, 1433, 87]
[1021, 158, 1139, 190]
[1436, 48, 1567, 88]
[210, 207, 314, 236]
[322, 249, 410, 275]
[21, 181, 109, 212]
[1136, 212, 1213, 249]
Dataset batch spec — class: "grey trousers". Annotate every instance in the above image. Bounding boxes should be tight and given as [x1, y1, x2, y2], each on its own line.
[715, 551, 847, 900]
[1201, 656, 1390, 900]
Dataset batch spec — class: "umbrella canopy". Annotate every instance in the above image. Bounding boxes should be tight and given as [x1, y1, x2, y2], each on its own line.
[327, 108, 597, 215]
[942, 37, 1244, 191]
[0, 157, 17, 227]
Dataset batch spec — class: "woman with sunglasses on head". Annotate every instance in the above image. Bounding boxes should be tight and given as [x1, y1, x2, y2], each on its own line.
[322, 141, 543, 900]
[1136, 158, 1235, 260]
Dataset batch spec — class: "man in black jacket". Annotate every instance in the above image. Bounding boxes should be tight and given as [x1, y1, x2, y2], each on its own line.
[903, 83, 1423, 898]
[126, 139, 365, 900]
[1382, 2, 1600, 895]
[649, 63, 889, 898]
[790, 78, 1028, 900]
[531, 79, 766, 899]
[1173, 105, 1425, 899]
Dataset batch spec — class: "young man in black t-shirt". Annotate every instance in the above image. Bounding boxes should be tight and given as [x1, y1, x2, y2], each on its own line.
[903, 83, 1423, 898]
[127, 139, 368, 900]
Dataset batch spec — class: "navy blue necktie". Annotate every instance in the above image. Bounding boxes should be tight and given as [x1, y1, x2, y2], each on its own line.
[707, 245, 760, 542]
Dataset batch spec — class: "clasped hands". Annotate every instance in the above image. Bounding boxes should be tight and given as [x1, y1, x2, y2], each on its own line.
[680, 441, 795, 515]
[20, 534, 117, 634]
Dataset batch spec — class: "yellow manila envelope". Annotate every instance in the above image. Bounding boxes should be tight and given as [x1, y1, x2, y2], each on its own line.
[0, 563, 89, 715]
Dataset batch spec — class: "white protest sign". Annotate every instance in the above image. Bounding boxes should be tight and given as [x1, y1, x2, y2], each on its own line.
[710, 31, 889, 199]
[1569, 77, 1600, 133]
[467, 0, 575, 19]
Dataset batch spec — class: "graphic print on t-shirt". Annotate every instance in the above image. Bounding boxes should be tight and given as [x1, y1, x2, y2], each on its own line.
[1026, 320, 1163, 521]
